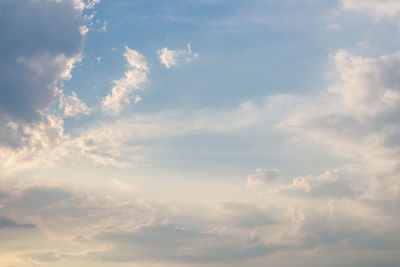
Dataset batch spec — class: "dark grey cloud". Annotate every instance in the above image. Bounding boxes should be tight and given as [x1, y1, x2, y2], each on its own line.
[14, 185, 74, 210]
[0, 0, 85, 147]
[0, 184, 82, 228]
[0, 216, 34, 228]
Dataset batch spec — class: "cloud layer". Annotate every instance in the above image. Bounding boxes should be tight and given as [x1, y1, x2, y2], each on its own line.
[1, 0, 400, 266]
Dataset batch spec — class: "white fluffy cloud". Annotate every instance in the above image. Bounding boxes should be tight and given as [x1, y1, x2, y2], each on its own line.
[102, 47, 149, 114]
[157, 43, 199, 68]
[249, 48, 400, 261]
[234, 46, 400, 265]
[60, 91, 90, 117]
[281, 50, 400, 175]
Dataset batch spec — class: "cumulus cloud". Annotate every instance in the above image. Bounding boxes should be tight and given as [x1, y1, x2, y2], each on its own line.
[0, 0, 85, 124]
[157, 43, 199, 68]
[60, 91, 90, 117]
[0, 113, 67, 170]
[328, 50, 400, 115]
[270, 49, 400, 231]
[243, 49, 400, 261]
[280, 50, 400, 175]
[243, 166, 400, 258]
[237, 48, 400, 261]
[102, 47, 149, 114]
[0, 0, 100, 153]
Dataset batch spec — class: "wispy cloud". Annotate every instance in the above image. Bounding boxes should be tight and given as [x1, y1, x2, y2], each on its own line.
[102, 47, 148, 114]
[157, 43, 199, 68]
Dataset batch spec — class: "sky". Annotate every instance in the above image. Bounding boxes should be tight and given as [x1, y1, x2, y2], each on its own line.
[1, 0, 400, 266]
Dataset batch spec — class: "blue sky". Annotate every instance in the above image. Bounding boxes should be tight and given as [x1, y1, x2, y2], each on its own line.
[1, 0, 400, 266]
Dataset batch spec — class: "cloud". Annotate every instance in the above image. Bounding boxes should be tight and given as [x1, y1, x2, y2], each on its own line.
[247, 168, 280, 188]
[280, 50, 400, 175]
[239, 49, 400, 258]
[74, 0, 101, 10]
[326, 24, 341, 30]
[60, 91, 90, 118]
[11, 185, 74, 211]
[219, 202, 276, 228]
[6, 1, 400, 266]
[0, 0, 85, 124]
[21, 250, 88, 263]
[110, 179, 137, 192]
[280, 170, 355, 198]
[95, 221, 207, 254]
[157, 43, 199, 68]
[0, 180, 179, 265]
[0, 95, 297, 169]
[102, 46, 149, 114]
[90, 221, 278, 263]
[0, 180, 171, 236]
[341, 0, 400, 18]
[248, 168, 356, 199]
[86, 0, 101, 9]
[0, 114, 67, 168]
[0, 217, 34, 229]
[0, 0, 99, 151]
[243, 166, 400, 257]
[245, 49, 400, 260]
[99, 20, 107, 32]
[5, 48, 400, 181]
